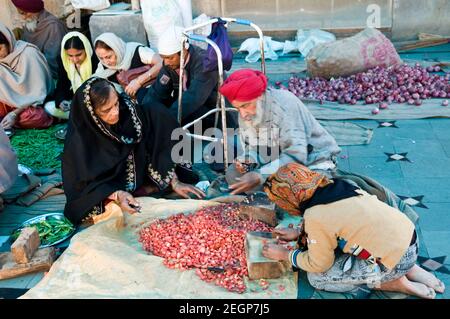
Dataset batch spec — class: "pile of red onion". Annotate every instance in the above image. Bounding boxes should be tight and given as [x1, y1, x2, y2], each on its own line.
[276, 64, 450, 109]
[139, 203, 273, 293]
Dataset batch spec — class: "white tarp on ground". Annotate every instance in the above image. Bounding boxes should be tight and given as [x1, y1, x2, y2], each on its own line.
[21, 198, 297, 299]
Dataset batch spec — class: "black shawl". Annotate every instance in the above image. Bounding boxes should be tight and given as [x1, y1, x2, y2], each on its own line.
[62, 77, 192, 224]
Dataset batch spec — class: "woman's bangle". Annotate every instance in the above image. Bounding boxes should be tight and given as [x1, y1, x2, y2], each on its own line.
[290, 249, 301, 269]
[288, 250, 294, 264]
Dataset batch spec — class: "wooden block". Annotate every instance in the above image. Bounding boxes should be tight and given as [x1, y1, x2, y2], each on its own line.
[11, 227, 41, 264]
[239, 192, 278, 226]
[0, 247, 55, 280]
[245, 233, 290, 280]
[239, 204, 278, 227]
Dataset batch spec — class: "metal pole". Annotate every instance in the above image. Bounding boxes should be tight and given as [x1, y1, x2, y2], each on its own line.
[177, 36, 187, 125]
[180, 19, 266, 167]
[183, 18, 219, 33]
[183, 18, 266, 75]
[251, 23, 266, 74]
[182, 108, 237, 131]
[204, 39, 228, 168]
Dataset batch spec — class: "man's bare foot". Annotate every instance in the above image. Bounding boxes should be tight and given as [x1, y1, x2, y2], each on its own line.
[406, 264, 445, 293]
[375, 275, 436, 299]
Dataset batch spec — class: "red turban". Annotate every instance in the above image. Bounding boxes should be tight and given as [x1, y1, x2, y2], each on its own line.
[219, 69, 268, 102]
[11, 0, 44, 13]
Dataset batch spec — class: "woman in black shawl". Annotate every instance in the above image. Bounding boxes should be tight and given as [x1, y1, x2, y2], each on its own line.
[63, 77, 204, 225]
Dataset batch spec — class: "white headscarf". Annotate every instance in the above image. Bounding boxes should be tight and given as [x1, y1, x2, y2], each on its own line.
[93, 33, 141, 81]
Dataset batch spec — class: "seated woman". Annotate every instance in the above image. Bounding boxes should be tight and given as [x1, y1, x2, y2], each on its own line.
[93, 33, 162, 103]
[63, 78, 204, 225]
[45, 31, 98, 122]
[261, 163, 445, 299]
[0, 22, 53, 130]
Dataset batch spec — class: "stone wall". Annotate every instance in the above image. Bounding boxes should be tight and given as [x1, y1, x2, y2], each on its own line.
[2, 0, 449, 41]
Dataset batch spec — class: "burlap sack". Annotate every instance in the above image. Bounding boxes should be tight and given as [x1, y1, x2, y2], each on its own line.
[306, 28, 402, 79]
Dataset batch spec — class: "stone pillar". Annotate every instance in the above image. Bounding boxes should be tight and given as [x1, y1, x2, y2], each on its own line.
[89, 13, 148, 45]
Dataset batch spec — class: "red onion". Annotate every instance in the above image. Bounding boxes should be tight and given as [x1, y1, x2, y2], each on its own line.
[372, 107, 380, 114]
[139, 204, 273, 294]
[443, 100, 449, 106]
[279, 63, 450, 108]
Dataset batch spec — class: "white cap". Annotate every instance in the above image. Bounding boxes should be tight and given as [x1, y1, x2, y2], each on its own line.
[157, 25, 185, 56]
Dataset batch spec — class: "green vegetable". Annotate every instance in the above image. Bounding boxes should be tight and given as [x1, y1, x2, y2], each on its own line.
[10, 124, 66, 169]
[10, 215, 75, 246]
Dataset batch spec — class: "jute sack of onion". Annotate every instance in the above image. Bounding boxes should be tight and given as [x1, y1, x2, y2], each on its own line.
[307, 28, 402, 79]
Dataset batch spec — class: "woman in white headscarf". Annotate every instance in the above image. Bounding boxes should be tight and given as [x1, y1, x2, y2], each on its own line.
[0, 22, 54, 130]
[93, 33, 162, 103]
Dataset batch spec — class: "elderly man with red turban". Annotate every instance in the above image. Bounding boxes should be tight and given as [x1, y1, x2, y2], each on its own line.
[220, 69, 341, 194]
[11, 0, 67, 79]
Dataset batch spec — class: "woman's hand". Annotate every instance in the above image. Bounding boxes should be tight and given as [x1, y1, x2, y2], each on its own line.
[113, 190, 141, 214]
[262, 243, 290, 261]
[172, 179, 206, 199]
[125, 79, 142, 97]
[273, 227, 301, 242]
[1, 112, 17, 130]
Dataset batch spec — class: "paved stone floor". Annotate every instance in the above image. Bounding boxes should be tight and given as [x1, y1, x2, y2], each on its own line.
[1, 44, 449, 299]
[2, 119, 448, 299]
[294, 118, 450, 299]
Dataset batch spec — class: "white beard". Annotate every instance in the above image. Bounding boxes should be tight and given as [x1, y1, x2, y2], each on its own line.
[243, 99, 264, 127]
[25, 19, 38, 32]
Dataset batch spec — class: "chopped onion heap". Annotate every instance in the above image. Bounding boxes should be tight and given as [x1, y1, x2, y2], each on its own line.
[139, 204, 273, 293]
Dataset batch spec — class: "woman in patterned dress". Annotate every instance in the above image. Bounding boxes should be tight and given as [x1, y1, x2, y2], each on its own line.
[62, 77, 204, 225]
[262, 163, 445, 299]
